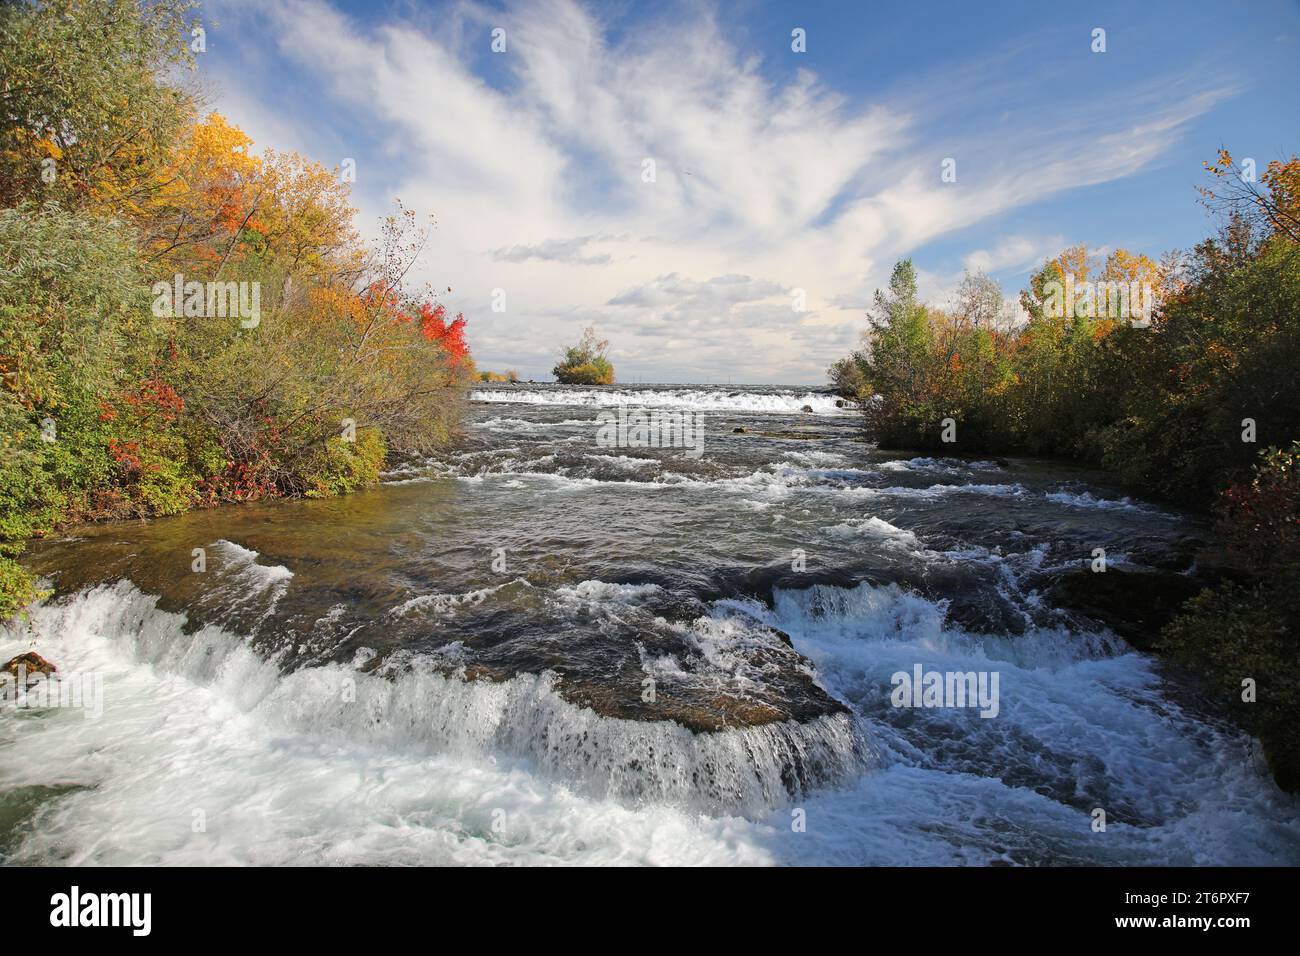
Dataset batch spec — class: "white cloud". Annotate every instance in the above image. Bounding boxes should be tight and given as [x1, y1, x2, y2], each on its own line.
[208, 0, 1236, 382]
[962, 235, 1065, 276]
[493, 236, 613, 265]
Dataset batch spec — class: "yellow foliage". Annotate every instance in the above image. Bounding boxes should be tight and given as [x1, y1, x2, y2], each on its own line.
[134, 111, 361, 278]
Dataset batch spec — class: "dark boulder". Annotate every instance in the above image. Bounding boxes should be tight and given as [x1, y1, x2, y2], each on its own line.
[1047, 568, 1204, 650]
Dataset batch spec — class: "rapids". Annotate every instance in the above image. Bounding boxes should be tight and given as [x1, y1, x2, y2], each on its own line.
[3, 383, 1296, 865]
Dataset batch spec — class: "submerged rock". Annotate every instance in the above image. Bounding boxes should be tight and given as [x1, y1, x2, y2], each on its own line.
[1047, 568, 1204, 649]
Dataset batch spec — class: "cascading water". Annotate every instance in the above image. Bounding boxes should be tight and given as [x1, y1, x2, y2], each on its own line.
[3, 383, 1297, 865]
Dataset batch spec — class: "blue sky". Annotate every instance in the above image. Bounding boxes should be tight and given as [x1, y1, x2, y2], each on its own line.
[198, 0, 1300, 383]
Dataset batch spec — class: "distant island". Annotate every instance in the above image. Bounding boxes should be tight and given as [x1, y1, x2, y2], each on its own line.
[553, 326, 614, 384]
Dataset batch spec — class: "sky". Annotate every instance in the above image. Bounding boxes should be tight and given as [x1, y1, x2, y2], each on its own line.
[195, 0, 1300, 384]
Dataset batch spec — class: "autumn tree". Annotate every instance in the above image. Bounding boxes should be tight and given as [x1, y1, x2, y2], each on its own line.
[0, 0, 477, 617]
[140, 112, 260, 270]
[137, 112, 361, 281]
[243, 147, 361, 281]
[1202, 148, 1300, 244]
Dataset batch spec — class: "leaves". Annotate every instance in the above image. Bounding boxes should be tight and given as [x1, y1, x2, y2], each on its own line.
[554, 326, 614, 384]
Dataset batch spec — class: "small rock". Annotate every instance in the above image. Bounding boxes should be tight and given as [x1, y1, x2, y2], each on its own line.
[800, 405, 814, 413]
[732, 427, 747, 433]
[3, 652, 57, 679]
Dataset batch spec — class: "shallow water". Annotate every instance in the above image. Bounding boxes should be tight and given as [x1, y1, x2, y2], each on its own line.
[3, 383, 1297, 865]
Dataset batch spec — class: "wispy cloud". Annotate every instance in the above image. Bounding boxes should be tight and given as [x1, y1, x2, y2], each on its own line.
[962, 235, 1067, 276]
[206, 0, 1241, 382]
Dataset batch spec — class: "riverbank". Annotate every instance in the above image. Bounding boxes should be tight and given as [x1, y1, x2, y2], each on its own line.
[832, 185, 1300, 792]
[1, 2, 476, 621]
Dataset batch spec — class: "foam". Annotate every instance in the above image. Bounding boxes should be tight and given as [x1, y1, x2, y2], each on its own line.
[0, 583, 869, 865]
[4, 577, 1296, 865]
[470, 387, 849, 415]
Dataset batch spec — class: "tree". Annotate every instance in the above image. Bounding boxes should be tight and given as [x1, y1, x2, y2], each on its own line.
[243, 147, 361, 280]
[0, 0, 198, 213]
[827, 355, 868, 400]
[952, 270, 1003, 330]
[1202, 149, 1300, 244]
[138, 112, 260, 269]
[859, 259, 937, 444]
[137, 112, 362, 280]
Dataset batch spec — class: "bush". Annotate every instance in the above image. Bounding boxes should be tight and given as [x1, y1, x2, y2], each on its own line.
[303, 429, 387, 498]
[0, 556, 41, 621]
[554, 361, 613, 385]
[0, 12, 477, 621]
[1161, 581, 1298, 784]
[0, 204, 157, 611]
[1159, 442, 1300, 789]
[554, 326, 614, 384]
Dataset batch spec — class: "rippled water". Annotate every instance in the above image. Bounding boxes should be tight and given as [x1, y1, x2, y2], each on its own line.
[3, 384, 1297, 865]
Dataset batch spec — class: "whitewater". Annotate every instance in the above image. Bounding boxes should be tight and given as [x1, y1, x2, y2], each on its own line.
[3, 384, 1297, 865]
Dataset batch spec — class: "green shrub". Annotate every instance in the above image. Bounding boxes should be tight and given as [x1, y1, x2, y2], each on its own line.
[554, 326, 614, 384]
[0, 556, 42, 620]
[0, 205, 153, 613]
[303, 428, 387, 498]
[553, 360, 613, 385]
[1159, 443, 1300, 789]
[1161, 579, 1299, 789]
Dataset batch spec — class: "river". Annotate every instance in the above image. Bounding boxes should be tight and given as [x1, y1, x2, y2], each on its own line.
[2, 383, 1297, 865]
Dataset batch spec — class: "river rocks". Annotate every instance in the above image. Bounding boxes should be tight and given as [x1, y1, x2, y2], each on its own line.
[801, 404, 814, 413]
[1122, 540, 1203, 573]
[563, 672, 846, 733]
[3, 652, 57, 679]
[1047, 568, 1204, 649]
[732, 426, 747, 433]
[754, 429, 835, 440]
